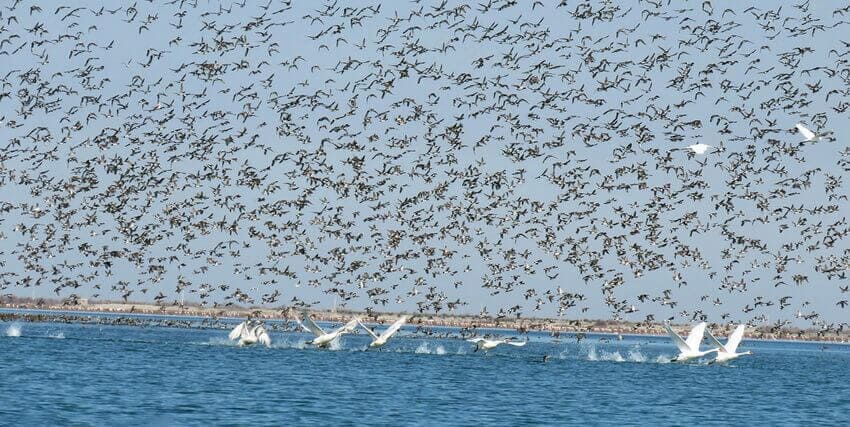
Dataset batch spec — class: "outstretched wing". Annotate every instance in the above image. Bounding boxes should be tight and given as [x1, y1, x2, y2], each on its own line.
[505, 340, 527, 347]
[255, 325, 272, 347]
[228, 321, 246, 341]
[334, 318, 359, 334]
[796, 123, 816, 141]
[357, 318, 380, 340]
[664, 323, 690, 353]
[379, 315, 408, 340]
[299, 312, 326, 337]
[703, 328, 726, 352]
[725, 324, 746, 353]
[466, 338, 484, 343]
[685, 322, 707, 351]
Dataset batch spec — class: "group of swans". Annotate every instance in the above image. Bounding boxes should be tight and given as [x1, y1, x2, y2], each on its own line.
[295, 311, 410, 349]
[664, 322, 752, 363]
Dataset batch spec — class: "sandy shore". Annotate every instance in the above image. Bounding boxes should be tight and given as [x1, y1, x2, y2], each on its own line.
[1, 300, 848, 344]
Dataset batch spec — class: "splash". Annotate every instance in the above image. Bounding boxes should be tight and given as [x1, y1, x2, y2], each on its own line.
[627, 348, 647, 363]
[586, 345, 625, 362]
[5, 324, 21, 337]
[414, 342, 446, 355]
[50, 332, 65, 339]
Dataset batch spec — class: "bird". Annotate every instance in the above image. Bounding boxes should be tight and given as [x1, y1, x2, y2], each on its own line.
[357, 315, 408, 348]
[686, 144, 713, 155]
[794, 123, 830, 142]
[467, 337, 527, 352]
[296, 311, 359, 348]
[705, 324, 752, 363]
[228, 320, 271, 347]
[663, 322, 717, 362]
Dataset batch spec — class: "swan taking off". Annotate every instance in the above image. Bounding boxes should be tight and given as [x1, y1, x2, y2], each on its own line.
[228, 320, 272, 347]
[705, 324, 752, 363]
[795, 123, 832, 142]
[467, 337, 527, 352]
[358, 315, 408, 348]
[664, 322, 717, 362]
[297, 311, 359, 348]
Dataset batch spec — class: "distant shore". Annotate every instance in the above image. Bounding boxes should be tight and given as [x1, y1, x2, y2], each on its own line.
[1, 299, 847, 344]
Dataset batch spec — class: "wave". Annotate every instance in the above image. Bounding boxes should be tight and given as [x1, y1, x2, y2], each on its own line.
[5, 324, 21, 337]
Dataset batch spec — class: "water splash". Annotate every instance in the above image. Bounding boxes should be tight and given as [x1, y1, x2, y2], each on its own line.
[5, 324, 21, 337]
[49, 332, 65, 339]
[414, 342, 446, 355]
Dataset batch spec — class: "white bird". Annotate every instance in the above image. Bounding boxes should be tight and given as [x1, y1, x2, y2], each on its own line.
[705, 324, 752, 363]
[467, 337, 527, 352]
[795, 123, 831, 142]
[228, 320, 271, 347]
[297, 312, 359, 348]
[357, 315, 408, 348]
[664, 322, 717, 362]
[686, 143, 712, 154]
[795, 123, 818, 141]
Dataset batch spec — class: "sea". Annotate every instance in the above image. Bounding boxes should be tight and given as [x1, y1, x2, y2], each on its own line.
[1, 310, 848, 426]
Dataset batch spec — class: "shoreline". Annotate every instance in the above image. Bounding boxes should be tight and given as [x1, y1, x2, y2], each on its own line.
[2, 301, 848, 344]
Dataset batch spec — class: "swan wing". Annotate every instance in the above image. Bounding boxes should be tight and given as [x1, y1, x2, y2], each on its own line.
[357, 318, 380, 340]
[663, 323, 690, 353]
[685, 322, 707, 351]
[466, 338, 485, 343]
[228, 321, 246, 341]
[796, 123, 815, 140]
[505, 340, 527, 347]
[703, 328, 726, 352]
[333, 318, 359, 334]
[726, 324, 746, 353]
[299, 313, 326, 337]
[255, 326, 271, 347]
[379, 316, 408, 340]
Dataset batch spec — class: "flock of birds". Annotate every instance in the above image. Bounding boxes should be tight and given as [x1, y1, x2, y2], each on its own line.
[228, 314, 750, 363]
[1, 0, 850, 338]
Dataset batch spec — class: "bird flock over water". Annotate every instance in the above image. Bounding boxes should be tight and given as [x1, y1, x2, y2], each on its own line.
[1, 1, 849, 337]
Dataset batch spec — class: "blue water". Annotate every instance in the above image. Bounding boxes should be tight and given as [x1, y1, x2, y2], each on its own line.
[2, 316, 849, 426]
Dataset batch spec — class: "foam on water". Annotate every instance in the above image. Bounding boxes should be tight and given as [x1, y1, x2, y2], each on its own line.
[49, 332, 65, 339]
[5, 324, 21, 337]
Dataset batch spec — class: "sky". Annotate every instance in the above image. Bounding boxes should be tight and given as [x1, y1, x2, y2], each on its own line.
[0, 0, 848, 327]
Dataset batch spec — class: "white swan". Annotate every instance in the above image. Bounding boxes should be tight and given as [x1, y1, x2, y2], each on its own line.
[705, 324, 752, 363]
[358, 315, 408, 348]
[686, 143, 712, 154]
[664, 322, 717, 362]
[795, 123, 821, 141]
[467, 337, 527, 352]
[228, 320, 271, 347]
[297, 312, 359, 348]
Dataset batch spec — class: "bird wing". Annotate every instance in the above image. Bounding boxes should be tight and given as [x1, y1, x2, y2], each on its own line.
[796, 123, 815, 140]
[505, 340, 527, 347]
[255, 325, 271, 347]
[703, 328, 726, 352]
[725, 325, 746, 353]
[228, 321, 246, 341]
[333, 318, 359, 335]
[663, 323, 690, 353]
[379, 315, 408, 340]
[685, 322, 707, 351]
[357, 318, 380, 340]
[466, 338, 485, 343]
[299, 313, 326, 337]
